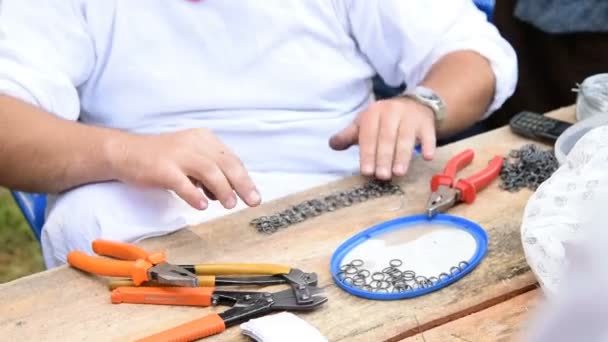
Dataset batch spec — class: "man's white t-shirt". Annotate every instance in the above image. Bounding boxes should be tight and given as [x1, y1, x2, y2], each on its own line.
[0, 0, 517, 267]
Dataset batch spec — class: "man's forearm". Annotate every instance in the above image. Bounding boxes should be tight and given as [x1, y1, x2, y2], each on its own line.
[420, 50, 496, 138]
[0, 95, 124, 193]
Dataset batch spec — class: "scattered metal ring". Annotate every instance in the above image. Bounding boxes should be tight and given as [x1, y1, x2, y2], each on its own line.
[351, 259, 364, 267]
[345, 266, 359, 275]
[371, 272, 385, 281]
[458, 261, 469, 270]
[357, 269, 371, 278]
[389, 259, 403, 267]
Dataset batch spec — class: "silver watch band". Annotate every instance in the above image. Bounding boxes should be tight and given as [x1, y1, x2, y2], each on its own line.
[400, 86, 446, 122]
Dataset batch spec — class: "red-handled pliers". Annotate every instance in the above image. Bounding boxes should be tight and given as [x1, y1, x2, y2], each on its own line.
[425, 149, 504, 217]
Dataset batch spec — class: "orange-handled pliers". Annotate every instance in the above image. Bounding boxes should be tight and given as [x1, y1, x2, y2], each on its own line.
[67, 240, 199, 287]
[110, 286, 327, 342]
[425, 149, 504, 217]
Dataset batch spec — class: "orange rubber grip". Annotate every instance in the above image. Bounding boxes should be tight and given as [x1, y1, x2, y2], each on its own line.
[67, 251, 151, 285]
[92, 240, 166, 264]
[111, 286, 215, 306]
[136, 313, 226, 342]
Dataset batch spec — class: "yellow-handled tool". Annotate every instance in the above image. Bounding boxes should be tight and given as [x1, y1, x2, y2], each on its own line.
[180, 263, 291, 276]
[108, 264, 318, 305]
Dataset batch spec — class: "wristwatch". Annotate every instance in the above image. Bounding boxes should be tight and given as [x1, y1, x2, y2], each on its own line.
[400, 86, 447, 122]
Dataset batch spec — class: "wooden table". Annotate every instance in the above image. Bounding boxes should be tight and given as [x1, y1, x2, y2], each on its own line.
[0, 106, 575, 342]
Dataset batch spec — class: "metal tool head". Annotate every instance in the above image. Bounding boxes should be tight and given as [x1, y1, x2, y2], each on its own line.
[270, 287, 328, 311]
[425, 186, 458, 218]
[283, 269, 318, 286]
[282, 269, 319, 305]
[150, 263, 199, 287]
[215, 287, 327, 328]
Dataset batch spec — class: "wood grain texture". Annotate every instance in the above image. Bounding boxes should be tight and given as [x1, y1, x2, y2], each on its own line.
[0, 106, 575, 342]
[401, 289, 542, 342]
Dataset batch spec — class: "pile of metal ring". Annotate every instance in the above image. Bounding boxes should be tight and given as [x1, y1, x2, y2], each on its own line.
[250, 180, 404, 234]
[337, 259, 469, 293]
[499, 144, 559, 192]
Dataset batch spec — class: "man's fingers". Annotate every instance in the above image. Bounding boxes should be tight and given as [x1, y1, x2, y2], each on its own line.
[375, 112, 401, 180]
[219, 155, 261, 207]
[188, 159, 237, 209]
[169, 173, 208, 210]
[358, 110, 380, 176]
[188, 176, 217, 201]
[202, 186, 217, 201]
[419, 121, 436, 161]
[329, 122, 359, 151]
[392, 122, 417, 177]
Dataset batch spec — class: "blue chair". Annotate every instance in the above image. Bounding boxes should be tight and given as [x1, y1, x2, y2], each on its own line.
[10, 191, 47, 241]
[475, 0, 495, 21]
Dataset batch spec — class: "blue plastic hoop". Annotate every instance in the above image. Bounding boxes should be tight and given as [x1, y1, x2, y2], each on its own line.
[330, 214, 488, 300]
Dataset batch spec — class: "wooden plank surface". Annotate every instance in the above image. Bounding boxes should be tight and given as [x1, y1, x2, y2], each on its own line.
[0, 106, 575, 342]
[401, 289, 542, 342]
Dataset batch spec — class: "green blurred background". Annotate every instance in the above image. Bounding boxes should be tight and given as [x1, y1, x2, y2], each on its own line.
[0, 188, 44, 283]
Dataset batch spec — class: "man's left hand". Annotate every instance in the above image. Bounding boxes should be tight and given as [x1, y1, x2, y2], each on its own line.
[329, 98, 436, 180]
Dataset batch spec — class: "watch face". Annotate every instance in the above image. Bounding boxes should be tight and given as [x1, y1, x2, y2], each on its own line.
[418, 87, 440, 101]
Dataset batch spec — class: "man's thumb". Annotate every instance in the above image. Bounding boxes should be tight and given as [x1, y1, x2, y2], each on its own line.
[329, 122, 358, 151]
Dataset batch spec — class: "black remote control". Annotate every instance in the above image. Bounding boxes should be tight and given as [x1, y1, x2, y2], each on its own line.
[509, 111, 572, 143]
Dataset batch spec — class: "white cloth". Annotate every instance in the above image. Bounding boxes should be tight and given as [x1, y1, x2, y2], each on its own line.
[240, 312, 327, 342]
[521, 127, 608, 342]
[524, 210, 608, 342]
[0, 0, 517, 267]
[521, 125, 608, 297]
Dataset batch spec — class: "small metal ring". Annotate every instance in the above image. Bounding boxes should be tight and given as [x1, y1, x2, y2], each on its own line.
[336, 271, 346, 280]
[371, 272, 385, 281]
[419, 280, 432, 288]
[353, 278, 366, 287]
[389, 269, 403, 278]
[345, 266, 359, 275]
[458, 261, 469, 270]
[428, 276, 439, 285]
[357, 269, 371, 278]
[350, 259, 364, 267]
[450, 266, 461, 275]
[343, 277, 354, 285]
[438, 272, 450, 281]
[382, 267, 396, 274]
[379, 280, 391, 289]
[402, 270, 416, 280]
[370, 280, 382, 288]
[392, 280, 407, 288]
[352, 274, 366, 281]
[340, 264, 351, 272]
[389, 259, 403, 267]
[415, 276, 428, 284]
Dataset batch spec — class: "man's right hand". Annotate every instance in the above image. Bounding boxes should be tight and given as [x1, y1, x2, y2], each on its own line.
[107, 128, 260, 210]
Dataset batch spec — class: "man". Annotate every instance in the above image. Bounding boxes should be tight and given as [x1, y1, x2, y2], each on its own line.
[0, 0, 516, 267]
